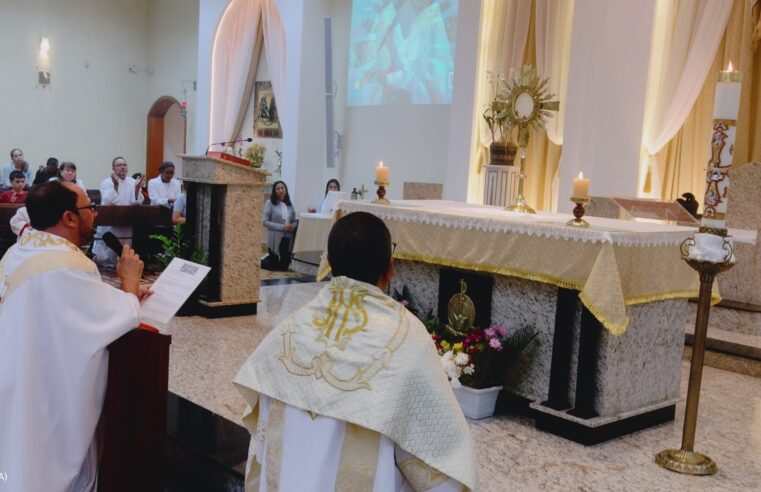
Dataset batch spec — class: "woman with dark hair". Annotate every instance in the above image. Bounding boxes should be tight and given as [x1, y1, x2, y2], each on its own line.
[33, 157, 59, 185]
[262, 180, 297, 271]
[308, 178, 341, 213]
[51, 161, 86, 190]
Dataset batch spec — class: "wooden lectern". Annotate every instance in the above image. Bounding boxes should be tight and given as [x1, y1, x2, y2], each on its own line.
[179, 154, 268, 317]
[99, 327, 171, 492]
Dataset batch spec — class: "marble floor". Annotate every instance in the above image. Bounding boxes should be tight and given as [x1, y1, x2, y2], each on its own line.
[161, 282, 761, 492]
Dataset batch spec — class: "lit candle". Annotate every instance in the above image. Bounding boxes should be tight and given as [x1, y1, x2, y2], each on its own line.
[572, 171, 589, 200]
[375, 161, 389, 184]
[702, 62, 741, 230]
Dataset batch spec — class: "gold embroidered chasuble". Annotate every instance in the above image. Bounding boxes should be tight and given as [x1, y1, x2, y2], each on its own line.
[234, 276, 477, 491]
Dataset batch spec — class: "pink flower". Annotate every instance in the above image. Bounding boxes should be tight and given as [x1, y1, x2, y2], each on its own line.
[489, 338, 503, 351]
[400, 300, 410, 307]
[484, 327, 497, 339]
[495, 326, 508, 337]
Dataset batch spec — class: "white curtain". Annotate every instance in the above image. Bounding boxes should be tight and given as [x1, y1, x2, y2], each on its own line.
[640, 0, 732, 196]
[210, 0, 262, 146]
[500, 0, 533, 77]
[262, 0, 286, 126]
[534, 0, 574, 211]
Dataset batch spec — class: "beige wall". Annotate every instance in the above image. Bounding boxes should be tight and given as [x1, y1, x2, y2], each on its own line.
[0, 0, 199, 188]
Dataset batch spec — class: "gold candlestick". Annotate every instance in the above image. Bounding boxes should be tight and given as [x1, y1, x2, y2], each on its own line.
[655, 229, 734, 475]
[506, 147, 535, 214]
[373, 180, 390, 205]
[566, 197, 590, 227]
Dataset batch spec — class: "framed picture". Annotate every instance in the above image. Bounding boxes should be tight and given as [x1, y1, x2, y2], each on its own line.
[254, 81, 282, 138]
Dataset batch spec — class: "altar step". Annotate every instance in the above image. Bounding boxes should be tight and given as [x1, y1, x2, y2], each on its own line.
[684, 300, 761, 379]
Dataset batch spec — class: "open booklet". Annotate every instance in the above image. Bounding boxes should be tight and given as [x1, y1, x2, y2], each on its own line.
[140, 258, 211, 326]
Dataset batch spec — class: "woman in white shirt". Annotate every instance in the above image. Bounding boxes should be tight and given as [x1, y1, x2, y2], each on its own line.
[262, 180, 296, 271]
[147, 161, 182, 207]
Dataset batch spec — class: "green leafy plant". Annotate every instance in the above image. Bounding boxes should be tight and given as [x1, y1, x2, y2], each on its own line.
[243, 143, 266, 168]
[149, 224, 207, 269]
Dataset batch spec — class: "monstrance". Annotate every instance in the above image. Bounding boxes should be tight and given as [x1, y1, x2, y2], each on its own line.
[503, 65, 559, 213]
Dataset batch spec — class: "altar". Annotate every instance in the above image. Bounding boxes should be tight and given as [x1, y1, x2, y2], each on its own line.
[318, 200, 708, 444]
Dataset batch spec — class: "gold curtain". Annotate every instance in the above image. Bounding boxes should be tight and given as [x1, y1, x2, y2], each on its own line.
[520, 1, 563, 212]
[656, 0, 761, 202]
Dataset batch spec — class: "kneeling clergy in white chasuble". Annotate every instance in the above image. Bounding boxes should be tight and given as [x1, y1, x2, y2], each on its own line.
[234, 276, 477, 492]
[0, 230, 141, 491]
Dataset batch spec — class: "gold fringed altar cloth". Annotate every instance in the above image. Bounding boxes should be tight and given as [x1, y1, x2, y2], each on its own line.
[317, 200, 717, 335]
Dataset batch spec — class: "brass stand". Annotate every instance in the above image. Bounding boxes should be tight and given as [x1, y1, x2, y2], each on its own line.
[566, 197, 590, 228]
[655, 231, 734, 476]
[373, 180, 390, 205]
[506, 147, 535, 214]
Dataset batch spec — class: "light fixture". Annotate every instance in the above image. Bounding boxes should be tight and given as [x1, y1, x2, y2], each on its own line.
[40, 37, 50, 53]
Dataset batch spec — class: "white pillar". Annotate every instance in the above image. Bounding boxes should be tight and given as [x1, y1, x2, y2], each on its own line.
[558, 0, 655, 212]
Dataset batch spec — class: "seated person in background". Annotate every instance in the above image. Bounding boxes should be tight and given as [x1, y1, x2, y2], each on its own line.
[261, 180, 296, 271]
[33, 157, 59, 185]
[173, 192, 186, 225]
[148, 161, 182, 207]
[676, 192, 699, 219]
[93, 156, 145, 267]
[0, 180, 150, 492]
[0, 171, 28, 203]
[52, 161, 87, 190]
[235, 212, 476, 492]
[132, 173, 150, 203]
[1, 148, 31, 187]
[308, 178, 340, 213]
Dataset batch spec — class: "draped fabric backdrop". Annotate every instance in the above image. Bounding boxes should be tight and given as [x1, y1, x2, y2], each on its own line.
[640, 0, 732, 199]
[655, 0, 761, 203]
[210, 0, 286, 146]
[470, 0, 573, 211]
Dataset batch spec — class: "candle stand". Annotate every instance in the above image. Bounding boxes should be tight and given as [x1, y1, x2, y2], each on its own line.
[373, 180, 390, 205]
[655, 230, 734, 475]
[506, 147, 535, 214]
[566, 197, 590, 228]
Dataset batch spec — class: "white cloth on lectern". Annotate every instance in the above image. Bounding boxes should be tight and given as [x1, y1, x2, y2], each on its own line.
[147, 176, 182, 207]
[0, 230, 140, 492]
[93, 176, 144, 266]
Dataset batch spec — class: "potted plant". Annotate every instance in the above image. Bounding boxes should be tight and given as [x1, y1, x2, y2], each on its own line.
[243, 143, 266, 168]
[483, 72, 517, 166]
[434, 324, 537, 419]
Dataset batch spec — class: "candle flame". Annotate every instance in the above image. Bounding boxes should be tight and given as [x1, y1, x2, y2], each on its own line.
[727, 61, 734, 71]
[378, 161, 384, 168]
[577, 171, 583, 179]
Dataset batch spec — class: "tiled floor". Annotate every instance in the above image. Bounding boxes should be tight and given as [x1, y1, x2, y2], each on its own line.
[161, 281, 761, 492]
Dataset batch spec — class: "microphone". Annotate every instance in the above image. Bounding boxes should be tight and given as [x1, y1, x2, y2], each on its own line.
[204, 137, 253, 155]
[102, 231, 124, 257]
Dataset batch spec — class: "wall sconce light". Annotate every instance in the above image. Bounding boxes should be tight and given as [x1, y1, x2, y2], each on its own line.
[40, 37, 50, 54]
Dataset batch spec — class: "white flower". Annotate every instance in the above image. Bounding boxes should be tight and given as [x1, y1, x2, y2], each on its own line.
[450, 377, 462, 389]
[462, 364, 475, 375]
[454, 352, 469, 366]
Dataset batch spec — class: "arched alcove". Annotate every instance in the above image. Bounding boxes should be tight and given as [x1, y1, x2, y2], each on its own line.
[146, 96, 186, 179]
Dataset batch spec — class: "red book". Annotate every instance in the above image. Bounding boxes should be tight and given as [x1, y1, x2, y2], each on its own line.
[206, 151, 251, 167]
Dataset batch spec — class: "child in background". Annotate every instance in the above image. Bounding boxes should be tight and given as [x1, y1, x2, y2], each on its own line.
[0, 170, 28, 203]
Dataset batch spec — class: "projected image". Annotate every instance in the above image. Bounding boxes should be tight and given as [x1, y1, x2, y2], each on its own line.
[347, 0, 459, 106]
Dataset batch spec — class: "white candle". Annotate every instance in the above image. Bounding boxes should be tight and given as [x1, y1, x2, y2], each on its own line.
[375, 161, 389, 184]
[572, 171, 589, 200]
[702, 62, 741, 230]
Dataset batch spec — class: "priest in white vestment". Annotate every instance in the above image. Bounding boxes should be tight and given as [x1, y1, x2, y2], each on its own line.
[0, 181, 149, 492]
[93, 156, 144, 266]
[147, 161, 182, 207]
[235, 212, 477, 491]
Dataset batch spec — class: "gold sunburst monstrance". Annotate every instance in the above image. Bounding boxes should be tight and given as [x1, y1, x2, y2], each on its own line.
[503, 65, 559, 213]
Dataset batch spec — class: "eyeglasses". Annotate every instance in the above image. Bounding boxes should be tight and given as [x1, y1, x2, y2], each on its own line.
[76, 203, 97, 212]
[392, 242, 397, 254]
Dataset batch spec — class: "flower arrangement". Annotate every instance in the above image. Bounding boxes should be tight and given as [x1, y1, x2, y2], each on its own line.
[434, 324, 537, 389]
[243, 143, 266, 168]
[392, 284, 537, 390]
[482, 70, 513, 144]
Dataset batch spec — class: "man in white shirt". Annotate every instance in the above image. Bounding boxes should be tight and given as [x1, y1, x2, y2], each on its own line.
[0, 180, 149, 492]
[148, 161, 182, 207]
[92, 156, 145, 266]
